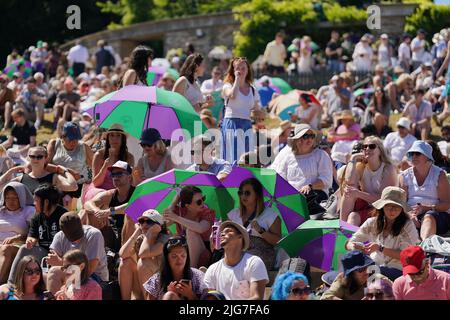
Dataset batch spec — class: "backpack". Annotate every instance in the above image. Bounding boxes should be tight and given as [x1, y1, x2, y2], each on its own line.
[277, 257, 312, 285]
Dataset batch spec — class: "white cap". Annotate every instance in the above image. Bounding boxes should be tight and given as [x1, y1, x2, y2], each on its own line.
[138, 209, 164, 225]
[107, 160, 132, 173]
[380, 33, 388, 39]
[396, 117, 411, 129]
[95, 74, 107, 81]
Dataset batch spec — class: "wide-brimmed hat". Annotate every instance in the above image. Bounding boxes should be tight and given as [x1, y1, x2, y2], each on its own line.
[220, 221, 250, 251]
[336, 109, 354, 121]
[62, 122, 82, 141]
[406, 140, 434, 162]
[138, 209, 163, 225]
[372, 186, 410, 212]
[341, 251, 375, 278]
[288, 123, 316, 142]
[107, 123, 128, 136]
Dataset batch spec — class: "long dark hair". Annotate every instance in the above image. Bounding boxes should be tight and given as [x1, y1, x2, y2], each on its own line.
[12, 255, 46, 298]
[427, 139, 450, 169]
[342, 272, 364, 295]
[372, 87, 388, 111]
[180, 53, 203, 84]
[238, 178, 265, 218]
[375, 208, 408, 237]
[103, 132, 128, 161]
[63, 250, 90, 285]
[179, 185, 202, 208]
[34, 185, 61, 214]
[159, 236, 192, 295]
[128, 45, 154, 86]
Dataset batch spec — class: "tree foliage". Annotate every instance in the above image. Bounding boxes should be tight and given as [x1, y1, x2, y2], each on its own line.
[405, 4, 450, 38]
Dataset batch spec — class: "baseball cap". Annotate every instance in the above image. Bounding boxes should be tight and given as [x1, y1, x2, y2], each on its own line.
[138, 209, 163, 225]
[59, 212, 84, 242]
[220, 221, 250, 251]
[396, 117, 411, 129]
[400, 246, 426, 275]
[140, 128, 162, 146]
[62, 122, 82, 140]
[107, 160, 132, 174]
[380, 34, 388, 39]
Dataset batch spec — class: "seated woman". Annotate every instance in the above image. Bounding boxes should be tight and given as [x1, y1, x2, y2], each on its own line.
[346, 187, 419, 281]
[8, 185, 66, 283]
[321, 251, 375, 300]
[327, 110, 361, 143]
[362, 87, 390, 130]
[133, 128, 173, 185]
[118, 209, 170, 300]
[0, 182, 35, 283]
[292, 93, 321, 129]
[163, 186, 215, 268]
[0, 146, 78, 195]
[0, 255, 45, 300]
[399, 141, 450, 240]
[83, 124, 134, 202]
[54, 249, 102, 300]
[271, 271, 314, 300]
[226, 178, 281, 271]
[143, 235, 207, 300]
[340, 136, 398, 226]
[362, 274, 394, 300]
[426, 139, 450, 173]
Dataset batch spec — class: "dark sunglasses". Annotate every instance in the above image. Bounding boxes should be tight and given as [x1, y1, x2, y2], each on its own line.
[140, 143, 154, 148]
[194, 196, 206, 206]
[24, 267, 41, 276]
[290, 286, 311, 296]
[166, 236, 187, 249]
[238, 190, 252, 197]
[300, 134, 316, 140]
[362, 144, 377, 150]
[138, 219, 157, 226]
[397, 125, 406, 130]
[29, 155, 45, 160]
[110, 171, 129, 178]
[410, 267, 426, 277]
[409, 151, 423, 157]
[364, 289, 384, 299]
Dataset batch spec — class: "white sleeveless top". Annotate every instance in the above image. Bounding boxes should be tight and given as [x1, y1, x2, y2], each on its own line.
[295, 104, 319, 129]
[52, 139, 89, 184]
[362, 162, 386, 195]
[182, 77, 204, 107]
[400, 165, 446, 210]
[142, 153, 170, 179]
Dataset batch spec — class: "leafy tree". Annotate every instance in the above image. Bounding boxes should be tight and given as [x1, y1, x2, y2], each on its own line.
[405, 4, 450, 39]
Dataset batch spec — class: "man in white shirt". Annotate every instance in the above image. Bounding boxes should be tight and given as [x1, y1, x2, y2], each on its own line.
[263, 32, 287, 76]
[403, 88, 432, 140]
[398, 34, 412, 72]
[411, 29, 427, 70]
[200, 66, 224, 95]
[383, 117, 416, 168]
[67, 40, 89, 77]
[204, 221, 268, 300]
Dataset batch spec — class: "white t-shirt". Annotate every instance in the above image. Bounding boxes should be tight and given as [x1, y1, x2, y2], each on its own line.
[201, 78, 224, 95]
[0, 206, 35, 242]
[403, 100, 433, 123]
[204, 253, 269, 300]
[383, 132, 417, 165]
[68, 45, 89, 64]
[222, 83, 260, 120]
[411, 37, 426, 62]
[227, 207, 278, 238]
[398, 42, 411, 62]
[270, 146, 333, 193]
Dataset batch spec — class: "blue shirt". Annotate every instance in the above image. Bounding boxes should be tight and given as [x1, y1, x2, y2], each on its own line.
[258, 86, 276, 108]
[187, 158, 232, 176]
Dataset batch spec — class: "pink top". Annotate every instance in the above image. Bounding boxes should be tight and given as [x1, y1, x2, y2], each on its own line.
[393, 268, 450, 300]
[333, 123, 361, 141]
[72, 279, 102, 300]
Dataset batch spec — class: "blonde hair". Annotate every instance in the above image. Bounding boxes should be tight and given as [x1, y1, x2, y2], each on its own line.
[363, 136, 393, 165]
[0, 145, 7, 157]
[395, 73, 413, 88]
[153, 140, 167, 156]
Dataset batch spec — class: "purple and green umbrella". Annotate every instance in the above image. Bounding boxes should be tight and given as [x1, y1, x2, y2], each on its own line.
[256, 76, 293, 94]
[3, 59, 32, 79]
[147, 66, 180, 86]
[85, 85, 206, 141]
[277, 219, 358, 272]
[222, 166, 309, 237]
[125, 169, 234, 229]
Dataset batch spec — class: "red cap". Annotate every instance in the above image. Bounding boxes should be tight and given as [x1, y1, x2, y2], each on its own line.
[400, 246, 426, 275]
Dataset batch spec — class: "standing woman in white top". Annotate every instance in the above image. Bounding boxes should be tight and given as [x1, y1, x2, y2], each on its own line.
[133, 128, 173, 185]
[221, 57, 261, 163]
[173, 53, 213, 113]
[121, 46, 154, 87]
[377, 34, 393, 69]
[399, 141, 450, 240]
[352, 36, 373, 72]
[340, 136, 398, 226]
[226, 178, 281, 271]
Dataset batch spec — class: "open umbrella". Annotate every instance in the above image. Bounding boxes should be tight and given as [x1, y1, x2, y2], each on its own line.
[147, 66, 180, 86]
[277, 219, 358, 271]
[353, 87, 374, 97]
[85, 85, 206, 141]
[3, 59, 32, 79]
[274, 90, 321, 121]
[256, 76, 293, 95]
[125, 169, 234, 225]
[222, 166, 309, 236]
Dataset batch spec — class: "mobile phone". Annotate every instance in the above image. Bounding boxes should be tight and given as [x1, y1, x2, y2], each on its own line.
[43, 291, 55, 300]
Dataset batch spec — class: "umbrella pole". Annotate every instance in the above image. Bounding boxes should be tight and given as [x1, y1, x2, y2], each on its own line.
[145, 103, 152, 129]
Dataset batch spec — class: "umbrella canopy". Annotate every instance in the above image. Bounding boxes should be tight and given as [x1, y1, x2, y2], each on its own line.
[85, 85, 206, 141]
[125, 169, 234, 225]
[208, 46, 233, 60]
[152, 58, 171, 69]
[353, 87, 374, 97]
[222, 167, 309, 237]
[277, 219, 358, 271]
[3, 59, 32, 79]
[272, 90, 320, 120]
[256, 76, 293, 95]
[147, 66, 180, 86]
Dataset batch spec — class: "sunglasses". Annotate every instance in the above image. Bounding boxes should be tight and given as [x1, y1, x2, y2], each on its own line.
[300, 134, 316, 140]
[409, 151, 423, 157]
[364, 289, 384, 299]
[362, 144, 377, 150]
[140, 143, 154, 148]
[29, 155, 45, 160]
[238, 190, 252, 197]
[24, 267, 41, 276]
[138, 219, 157, 226]
[290, 286, 311, 296]
[194, 196, 206, 206]
[167, 236, 187, 249]
[410, 266, 427, 277]
[110, 171, 129, 178]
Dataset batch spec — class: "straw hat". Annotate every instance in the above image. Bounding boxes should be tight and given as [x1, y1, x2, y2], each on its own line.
[107, 123, 128, 136]
[372, 186, 410, 213]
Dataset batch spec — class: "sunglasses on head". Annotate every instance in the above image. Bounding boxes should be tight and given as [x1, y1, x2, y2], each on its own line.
[238, 190, 251, 197]
[290, 286, 311, 296]
[24, 267, 41, 276]
[194, 195, 206, 206]
[29, 155, 45, 160]
[167, 236, 187, 249]
[110, 171, 129, 178]
[300, 133, 316, 140]
[362, 144, 377, 150]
